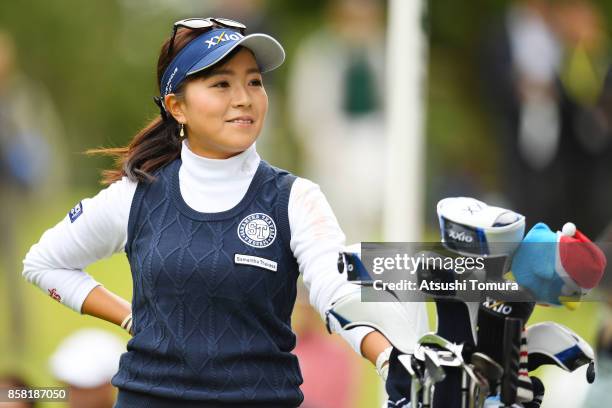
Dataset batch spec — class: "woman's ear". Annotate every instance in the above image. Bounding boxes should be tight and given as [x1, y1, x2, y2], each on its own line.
[164, 94, 186, 124]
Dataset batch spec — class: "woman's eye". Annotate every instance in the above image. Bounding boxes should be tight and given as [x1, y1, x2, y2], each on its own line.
[250, 79, 263, 86]
[212, 81, 230, 88]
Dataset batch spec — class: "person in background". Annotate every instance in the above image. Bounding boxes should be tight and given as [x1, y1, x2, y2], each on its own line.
[0, 375, 36, 408]
[553, 0, 612, 238]
[288, 0, 386, 242]
[0, 29, 66, 359]
[481, 0, 569, 228]
[481, 0, 612, 237]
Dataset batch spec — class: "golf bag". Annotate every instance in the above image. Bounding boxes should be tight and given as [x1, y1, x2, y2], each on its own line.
[327, 197, 603, 407]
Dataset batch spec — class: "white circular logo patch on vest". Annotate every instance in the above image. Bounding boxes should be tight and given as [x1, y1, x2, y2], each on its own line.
[237, 213, 277, 248]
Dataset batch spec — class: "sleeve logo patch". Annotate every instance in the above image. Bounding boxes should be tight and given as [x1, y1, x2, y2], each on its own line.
[48, 288, 62, 302]
[68, 201, 83, 223]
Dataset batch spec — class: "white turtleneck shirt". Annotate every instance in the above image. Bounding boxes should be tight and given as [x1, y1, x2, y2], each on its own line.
[22, 140, 373, 354]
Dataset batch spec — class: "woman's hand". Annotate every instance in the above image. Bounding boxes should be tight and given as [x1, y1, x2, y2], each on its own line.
[384, 347, 413, 407]
[361, 332, 412, 405]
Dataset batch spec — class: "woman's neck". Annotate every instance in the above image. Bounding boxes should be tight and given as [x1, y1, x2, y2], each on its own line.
[185, 137, 247, 160]
[180, 140, 259, 183]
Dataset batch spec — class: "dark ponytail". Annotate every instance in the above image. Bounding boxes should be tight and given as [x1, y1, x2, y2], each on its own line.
[88, 116, 182, 184]
[88, 26, 215, 185]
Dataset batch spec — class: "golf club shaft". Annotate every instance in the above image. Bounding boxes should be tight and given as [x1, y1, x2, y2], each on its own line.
[461, 369, 469, 408]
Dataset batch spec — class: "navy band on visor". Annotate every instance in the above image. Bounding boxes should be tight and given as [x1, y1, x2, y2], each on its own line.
[160, 29, 245, 100]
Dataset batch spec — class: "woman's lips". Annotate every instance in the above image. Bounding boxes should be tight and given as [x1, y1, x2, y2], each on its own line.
[226, 116, 254, 126]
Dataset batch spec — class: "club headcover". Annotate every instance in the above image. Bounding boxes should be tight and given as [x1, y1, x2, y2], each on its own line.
[526, 322, 594, 373]
[511, 222, 606, 307]
[437, 197, 525, 258]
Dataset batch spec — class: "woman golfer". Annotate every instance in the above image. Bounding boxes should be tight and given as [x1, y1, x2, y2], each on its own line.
[23, 18, 397, 407]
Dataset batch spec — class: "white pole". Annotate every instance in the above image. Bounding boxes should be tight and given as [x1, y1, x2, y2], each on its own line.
[383, 0, 427, 242]
[380, 0, 428, 402]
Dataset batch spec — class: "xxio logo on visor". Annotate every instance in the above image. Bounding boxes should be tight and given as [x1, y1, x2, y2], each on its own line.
[205, 31, 243, 49]
[238, 213, 277, 248]
[160, 29, 246, 99]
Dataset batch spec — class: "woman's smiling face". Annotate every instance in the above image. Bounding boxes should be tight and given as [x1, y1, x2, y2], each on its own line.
[166, 47, 268, 159]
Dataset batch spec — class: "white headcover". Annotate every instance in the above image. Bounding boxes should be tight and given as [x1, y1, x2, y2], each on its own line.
[437, 197, 525, 257]
[526, 322, 594, 371]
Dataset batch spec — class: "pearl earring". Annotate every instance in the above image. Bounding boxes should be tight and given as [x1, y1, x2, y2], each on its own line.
[179, 123, 185, 138]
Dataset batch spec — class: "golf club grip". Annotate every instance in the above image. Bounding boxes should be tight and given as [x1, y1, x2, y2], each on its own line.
[501, 317, 521, 404]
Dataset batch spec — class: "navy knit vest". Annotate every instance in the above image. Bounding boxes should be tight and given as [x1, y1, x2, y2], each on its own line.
[111, 158, 303, 407]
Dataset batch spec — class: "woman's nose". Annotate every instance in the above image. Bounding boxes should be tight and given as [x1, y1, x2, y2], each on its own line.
[232, 85, 252, 108]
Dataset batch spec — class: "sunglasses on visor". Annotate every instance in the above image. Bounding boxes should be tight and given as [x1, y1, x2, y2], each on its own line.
[167, 17, 247, 56]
